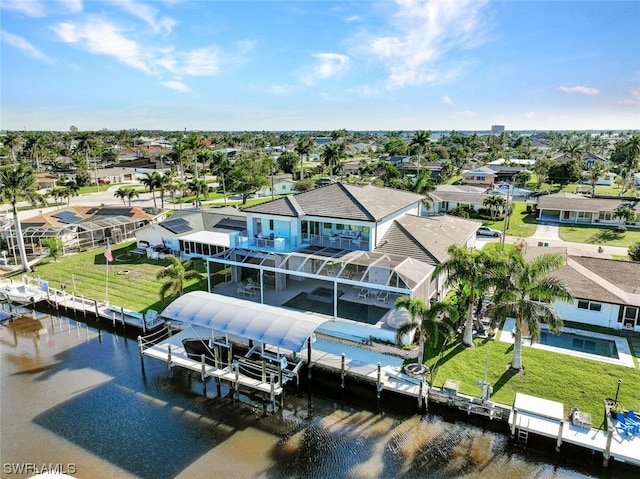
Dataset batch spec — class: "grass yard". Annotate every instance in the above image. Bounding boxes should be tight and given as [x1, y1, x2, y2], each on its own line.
[480, 201, 537, 238]
[424, 333, 640, 426]
[14, 240, 208, 313]
[558, 223, 640, 247]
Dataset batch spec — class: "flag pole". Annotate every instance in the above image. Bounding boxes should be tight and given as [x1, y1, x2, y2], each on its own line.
[106, 257, 109, 303]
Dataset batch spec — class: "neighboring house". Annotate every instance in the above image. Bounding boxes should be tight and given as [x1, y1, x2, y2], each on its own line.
[205, 183, 479, 342]
[427, 184, 489, 214]
[549, 254, 640, 333]
[381, 155, 411, 165]
[1, 206, 164, 257]
[460, 166, 497, 186]
[551, 151, 607, 169]
[536, 192, 640, 226]
[134, 207, 246, 259]
[36, 174, 57, 190]
[255, 175, 297, 198]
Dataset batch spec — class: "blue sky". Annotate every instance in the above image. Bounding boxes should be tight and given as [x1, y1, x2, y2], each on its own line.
[2, 0, 639, 131]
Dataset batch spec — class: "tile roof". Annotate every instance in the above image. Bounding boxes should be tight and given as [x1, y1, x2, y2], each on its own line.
[375, 214, 479, 265]
[244, 183, 424, 221]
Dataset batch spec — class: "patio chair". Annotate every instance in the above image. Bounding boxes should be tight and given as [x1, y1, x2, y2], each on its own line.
[247, 277, 259, 290]
[377, 290, 390, 302]
[358, 288, 370, 298]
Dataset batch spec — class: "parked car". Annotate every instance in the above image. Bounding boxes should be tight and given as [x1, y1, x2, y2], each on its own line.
[476, 226, 502, 237]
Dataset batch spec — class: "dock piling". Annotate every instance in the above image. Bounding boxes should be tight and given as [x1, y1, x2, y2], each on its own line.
[137, 336, 145, 374]
[167, 344, 172, 370]
[341, 353, 345, 389]
[201, 354, 207, 397]
[376, 362, 382, 399]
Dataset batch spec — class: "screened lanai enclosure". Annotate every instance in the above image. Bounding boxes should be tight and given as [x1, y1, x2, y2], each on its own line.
[206, 245, 441, 326]
[0, 208, 159, 264]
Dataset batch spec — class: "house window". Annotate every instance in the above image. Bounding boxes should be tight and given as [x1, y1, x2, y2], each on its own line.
[578, 300, 601, 311]
[269, 219, 274, 230]
[323, 222, 332, 229]
[600, 212, 613, 221]
[336, 224, 344, 230]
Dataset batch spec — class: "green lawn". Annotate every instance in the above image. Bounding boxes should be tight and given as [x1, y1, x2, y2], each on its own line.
[558, 224, 640, 247]
[426, 333, 640, 426]
[14, 241, 209, 313]
[478, 201, 538, 238]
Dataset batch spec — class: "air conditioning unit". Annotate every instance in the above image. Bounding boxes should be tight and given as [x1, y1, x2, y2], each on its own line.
[623, 322, 634, 330]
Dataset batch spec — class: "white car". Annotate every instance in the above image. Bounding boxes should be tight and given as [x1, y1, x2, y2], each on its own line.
[476, 226, 502, 237]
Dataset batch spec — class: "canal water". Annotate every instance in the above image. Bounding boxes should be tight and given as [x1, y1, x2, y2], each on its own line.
[1, 310, 637, 479]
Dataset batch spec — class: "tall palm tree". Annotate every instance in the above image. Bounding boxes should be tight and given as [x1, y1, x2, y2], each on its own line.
[490, 251, 573, 370]
[210, 151, 231, 206]
[321, 142, 344, 181]
[23, 132, 46, 172]
[0, 162, 47, 271]
[156, 255, 203, 300]
[141, 171, 162, 208]
[585, 162, 607, 198]
[434, 245, 494, 347]
[183, 134, 206, 181]
[295, 135, 313, 180]
[394, 296, 457, 371]
[410, 130, 431, 173]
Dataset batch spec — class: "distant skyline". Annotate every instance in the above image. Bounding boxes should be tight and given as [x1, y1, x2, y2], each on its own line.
[2, 0, 639, 132]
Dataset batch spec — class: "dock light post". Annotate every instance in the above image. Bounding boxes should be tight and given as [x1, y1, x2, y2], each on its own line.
[614, 379, 622, 404]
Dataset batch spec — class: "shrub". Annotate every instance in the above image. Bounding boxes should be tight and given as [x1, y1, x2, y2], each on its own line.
[615, 225, 627, 233]
[629, 242, 640, 262]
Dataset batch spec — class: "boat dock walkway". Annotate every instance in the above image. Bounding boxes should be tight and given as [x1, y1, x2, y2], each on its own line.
[509, 393, 640, 467]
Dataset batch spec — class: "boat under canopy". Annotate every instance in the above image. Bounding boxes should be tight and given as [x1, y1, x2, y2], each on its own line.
[160, 291, 328, 353]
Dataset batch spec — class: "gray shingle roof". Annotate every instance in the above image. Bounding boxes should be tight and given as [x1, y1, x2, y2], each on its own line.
[537, 193, 640, 213]
[375, 214, 479, 265]
[244, 183, 424, 221]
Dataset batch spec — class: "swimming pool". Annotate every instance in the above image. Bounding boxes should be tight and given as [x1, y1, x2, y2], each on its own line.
[283, 292, 390, 325]
[539, 331, 619, 359]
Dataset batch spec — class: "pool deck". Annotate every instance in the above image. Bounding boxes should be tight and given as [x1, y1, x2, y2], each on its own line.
[500, 318, 636, 368]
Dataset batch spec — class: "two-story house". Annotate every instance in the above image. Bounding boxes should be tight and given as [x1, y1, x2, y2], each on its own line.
[205, 183, 479, 342]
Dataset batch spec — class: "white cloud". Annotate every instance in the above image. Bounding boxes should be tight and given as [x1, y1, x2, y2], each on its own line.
[558, 85, 599, 95]
[57, 0, 83, 14]
[115, 0, 177, 35]
[182, 48, 220, 76]
[442, 95, 454, 105]
[525, 111, 536, 119]
[52, 18, 153, 74]
[461, 110, 477, 118]
[1, 0, 47, 17]
[618, 87, 640, 106]
[161, 80, 190, 93]
[300, 53, 351, 85]
[1, 30, 55, 63]
[361, 0, 490, 89]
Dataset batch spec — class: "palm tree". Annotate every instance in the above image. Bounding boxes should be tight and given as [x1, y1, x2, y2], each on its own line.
[156, 255, 203, 300]
[321, 142, 344, 181]
[210, 151, 231, 206]
[183, 134, 206, 181]
[23, 132, 46, 172]
[114, 187, 128, 206]
[62, 181, 79, 206]
[2, 132, 21, 163]
[483, 195, 506, 220]
[141, 171, 162, 208]
[188, 178, 209, 209]
[295, 135, 313, 180]
[125, 187, 140, 207]
[585, 162, 607, 198]
[394, 296, 457, 371]
[0, 162, 47, 271]
[433, 245, 494, 347]
[410, 130, 431, 173]
[490, 251, 573, 370]
[612, 206, 637, 225]
[561, 140, 584, 164]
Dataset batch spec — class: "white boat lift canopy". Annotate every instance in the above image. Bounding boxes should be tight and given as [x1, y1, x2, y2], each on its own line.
[161, 291, 328, 353]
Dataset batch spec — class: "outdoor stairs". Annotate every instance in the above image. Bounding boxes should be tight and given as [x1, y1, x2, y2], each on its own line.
[517, 429, 529, 445]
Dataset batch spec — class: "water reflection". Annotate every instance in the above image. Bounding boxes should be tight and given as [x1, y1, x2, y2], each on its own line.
[1, 309, 637, 479]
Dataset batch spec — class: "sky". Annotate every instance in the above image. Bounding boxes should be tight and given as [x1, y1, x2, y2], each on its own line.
[1, 0, 639, 132]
